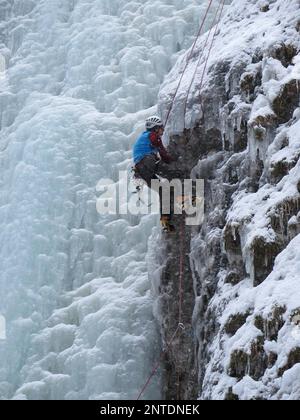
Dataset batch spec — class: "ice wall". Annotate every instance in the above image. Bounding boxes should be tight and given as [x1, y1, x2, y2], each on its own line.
[0, 0, 218, 400]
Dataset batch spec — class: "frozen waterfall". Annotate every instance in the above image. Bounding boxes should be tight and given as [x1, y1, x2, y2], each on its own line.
[0, 0, 217, 400]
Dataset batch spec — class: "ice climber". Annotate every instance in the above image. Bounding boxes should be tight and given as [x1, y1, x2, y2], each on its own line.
[133, 116, 182, 232]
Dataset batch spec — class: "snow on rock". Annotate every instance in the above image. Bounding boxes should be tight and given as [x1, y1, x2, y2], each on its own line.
[0, 0, 219, 400]
[203, 234, 300, 400]
[159, 0, 300, 135]
[157, 0, 300, 400]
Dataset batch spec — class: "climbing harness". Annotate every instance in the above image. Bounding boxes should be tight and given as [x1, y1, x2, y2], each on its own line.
[136, 0, 226, 400]
[130, 165, 147, 195]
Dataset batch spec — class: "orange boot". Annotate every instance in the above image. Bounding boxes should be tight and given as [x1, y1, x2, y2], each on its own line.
[160, 215, 176, 233]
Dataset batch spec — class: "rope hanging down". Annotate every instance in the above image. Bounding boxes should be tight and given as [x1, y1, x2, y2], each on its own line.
[198, 0, 226, 109]
[136, 0, 225, 401]
[164, 0, 214, 127]
[136, 213, 187, 401]
[178, 216, 185, 327]
[176, 215, 186, 400]
[183, 0, 226, 127]
[136, 322, 185, 401]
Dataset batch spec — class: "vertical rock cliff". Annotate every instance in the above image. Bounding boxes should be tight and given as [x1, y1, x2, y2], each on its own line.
[154, 0, 300, 400]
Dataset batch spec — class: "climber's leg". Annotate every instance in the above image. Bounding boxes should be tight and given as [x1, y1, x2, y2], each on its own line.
[135, 154, 158, 188]
[135, 155, 165, 227]
[155, 159, 183, 182]
[135, 156, 179, 232]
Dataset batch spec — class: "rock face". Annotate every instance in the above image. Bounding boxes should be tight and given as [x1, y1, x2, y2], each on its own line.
[154, 0, 300, 400]
[155, 215, 198, 400]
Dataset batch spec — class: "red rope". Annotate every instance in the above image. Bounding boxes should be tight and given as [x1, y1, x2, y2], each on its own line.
[178, 215, 185, 326]
[136, 220, 186, 401]
[136, 324, 183, 400]
[136, 0, 226, 401]
[183, 0, 222, 125]
[164, 0, 215, 127]
[198, 0, 226, 105]
[176, 215, 186, 400]
[136, 357, 162, 401]
[183, 0, 226, 128]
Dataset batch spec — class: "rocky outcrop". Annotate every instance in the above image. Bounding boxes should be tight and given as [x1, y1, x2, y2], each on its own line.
[155, 0, 300, 400]
[155, 214, 198, 400]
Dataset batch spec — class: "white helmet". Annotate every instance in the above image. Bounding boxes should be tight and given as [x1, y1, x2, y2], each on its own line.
[145, 116, 163, 130]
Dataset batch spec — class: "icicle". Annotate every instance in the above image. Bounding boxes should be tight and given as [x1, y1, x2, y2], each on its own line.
[229, 118, 235, 148]
[264, 251, 269, 268]
[246, 354, 251, 376]
[225, 73, 230, 94]
[247, 89, 251, 103]
[231, 225, 236, 242]
[220, 110, 227, 150]
[264, 318, 269, 340]
[237, 114, 242, 132]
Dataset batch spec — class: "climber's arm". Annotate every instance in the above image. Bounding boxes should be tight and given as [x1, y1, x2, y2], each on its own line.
[150, 133, 172, 163]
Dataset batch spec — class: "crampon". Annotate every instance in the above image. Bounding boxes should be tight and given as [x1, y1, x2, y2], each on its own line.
[160, 215, 176, 233]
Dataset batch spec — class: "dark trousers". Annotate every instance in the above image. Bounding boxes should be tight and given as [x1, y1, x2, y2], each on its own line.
[135, 154, 182, 218]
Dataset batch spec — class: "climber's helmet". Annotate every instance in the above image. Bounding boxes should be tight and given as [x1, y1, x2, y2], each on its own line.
[145, 116, 164, 131]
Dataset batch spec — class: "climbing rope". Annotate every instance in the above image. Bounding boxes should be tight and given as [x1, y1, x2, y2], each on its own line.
[136, 322, 185, 401]
[136, 0, 226, 401]
[174, 2, 226, 395]
[176, 213, 186, 400]
[183, 0, 226, 127]
[164, 0, 214, 127]
[198, 0, 226, 111]
[178, 214, 185, 327]
[136, 211, 186, 401]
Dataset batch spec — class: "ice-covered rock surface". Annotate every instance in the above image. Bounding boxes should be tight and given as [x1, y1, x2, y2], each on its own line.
[157, 0, 300, 400]
[0, 0, 219, 400]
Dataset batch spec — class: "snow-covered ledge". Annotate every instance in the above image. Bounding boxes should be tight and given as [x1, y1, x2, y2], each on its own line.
[155, 0, 300, 400]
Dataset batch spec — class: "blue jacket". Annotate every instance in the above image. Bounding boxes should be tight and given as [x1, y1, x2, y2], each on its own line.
[133, 131, 159, 164]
